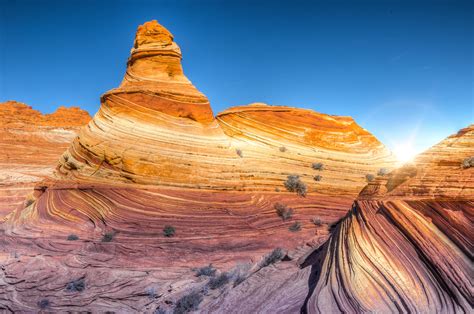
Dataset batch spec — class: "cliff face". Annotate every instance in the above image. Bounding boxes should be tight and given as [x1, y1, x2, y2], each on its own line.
[0, 101, 90, 218]
[303, 126, 474, 313]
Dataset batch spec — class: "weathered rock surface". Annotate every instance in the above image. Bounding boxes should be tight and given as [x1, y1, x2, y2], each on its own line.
[0, 20, 414, 313]
[0, 101, 90, 218]
[303, 125, 474, 313]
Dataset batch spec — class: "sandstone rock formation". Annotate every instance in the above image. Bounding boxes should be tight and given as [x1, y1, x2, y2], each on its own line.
[303, 125, 474, 313]
[0, 20, 404, 312]
[0, 101, 90, 218]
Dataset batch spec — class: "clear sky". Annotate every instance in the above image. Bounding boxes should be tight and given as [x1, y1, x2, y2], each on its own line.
[1, 0, 472, 159]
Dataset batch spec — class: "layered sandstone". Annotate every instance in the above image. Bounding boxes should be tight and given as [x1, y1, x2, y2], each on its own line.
[0, 101, 90, 218]
[1, 20, 401, 312]
[303, 126, 474, 313]
[55, 22, 395, 194]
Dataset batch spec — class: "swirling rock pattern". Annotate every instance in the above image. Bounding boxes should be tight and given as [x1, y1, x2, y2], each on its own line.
[0, 101, 90, 218]
[0, 20, 408, 312]
[304, 126, 474, 313]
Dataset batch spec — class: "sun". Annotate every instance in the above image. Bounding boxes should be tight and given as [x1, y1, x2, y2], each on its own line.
[393, 142, 418, 164]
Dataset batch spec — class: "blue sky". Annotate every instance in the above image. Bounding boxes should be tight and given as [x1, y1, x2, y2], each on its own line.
[0, 0, 472, 158]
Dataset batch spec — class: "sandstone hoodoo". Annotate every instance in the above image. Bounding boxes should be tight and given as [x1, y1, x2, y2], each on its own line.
[302, 125, 474, 313]
[0, 101, 90, 218]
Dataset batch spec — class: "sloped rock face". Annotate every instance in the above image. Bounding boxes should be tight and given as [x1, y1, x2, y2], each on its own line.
[0, 101, 90, 218]
[303, 126, 474, 313]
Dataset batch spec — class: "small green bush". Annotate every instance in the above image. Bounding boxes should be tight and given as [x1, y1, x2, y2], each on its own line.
[461, 156, 474, 168]
[274, 203, 293, 220]
[312, 217, 322, 226]
[101, 232, 114, 242]
[312, 162, 324, 170]
[163, 225, 176, 237]
[366, 174, 375, 182]
[38, 299, 50, 309]
[208, 272, 230, 290]
[67, 234, 79, 241]
[261, 248, 284, 267]
[313, 175, 322, 182]
[284, 175, 307, 197]
[174, 292, 203, 314]
[195, 264, 216, 277]
[279, 146, 287, 152]
[289, 222, 302, 232]
[377, 168, 390, 176]
[66, 278, 85, 292]
[236, 149, 243, 158]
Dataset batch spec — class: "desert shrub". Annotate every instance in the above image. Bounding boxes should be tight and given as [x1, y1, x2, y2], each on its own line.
[312, 162, 324, 170]
[289, 221, 302, 232]
[101, 232, 115, 242]
[146, 287, 159, 299]
[274, 203, 293, 220]
[461, 156, 474, 168]
[174, 292, 203, 314]
[38, 299, 50, 309]
[377, 168, 390, 176]
[208, 272, 230, 290]
[67, 234, 79, 241]
[313, 175, 322, 182]
[195, 264, 216, 277]
[24, 199, 34, 208]
[366, 174, 375, 182]
[261, 248, 284, 267]
[233, 274, 246, 287]
[154, 308, 166, 314]
[284, 175, 307, 197]
[236, 148, 243, 158]
[66, 278, 85, 292]
[311, 217, 322, 226]
[275, 187, 280, 192]
[279, 146, 287, 152]
[163, 225, 176, 237]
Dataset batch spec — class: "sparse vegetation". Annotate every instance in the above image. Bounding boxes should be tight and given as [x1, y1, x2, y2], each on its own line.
[312, 162, 324, 170]
[312, 217, 322, 226]
[24, 199, 34, 208]
[275, 187, 280, 192]
[195, 264, 216, 277]
[313, 175, 322, 182]
[163, 225, 176, 237]
[146, 287, 159, 299]
[461, 156, 474, 168]
[377, 168, 390, 176]
[236, 148, 243, 158]
[289, 221, 302, 232]
[274, 203, 293, 220]
[261, 248, 284, 267]
[366, 174, 375, 182]
[233, 273, 246, 287]
[208, 272, 230, 290]
[66, 278, 86, 292]
[284, 175, 307, 197]
[67, 234, 79, 241]
[174, 291, 203, 314]
[279, 146, 287, 152]
[101, 232, 114, 242]
[38, 299, 50, 309]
